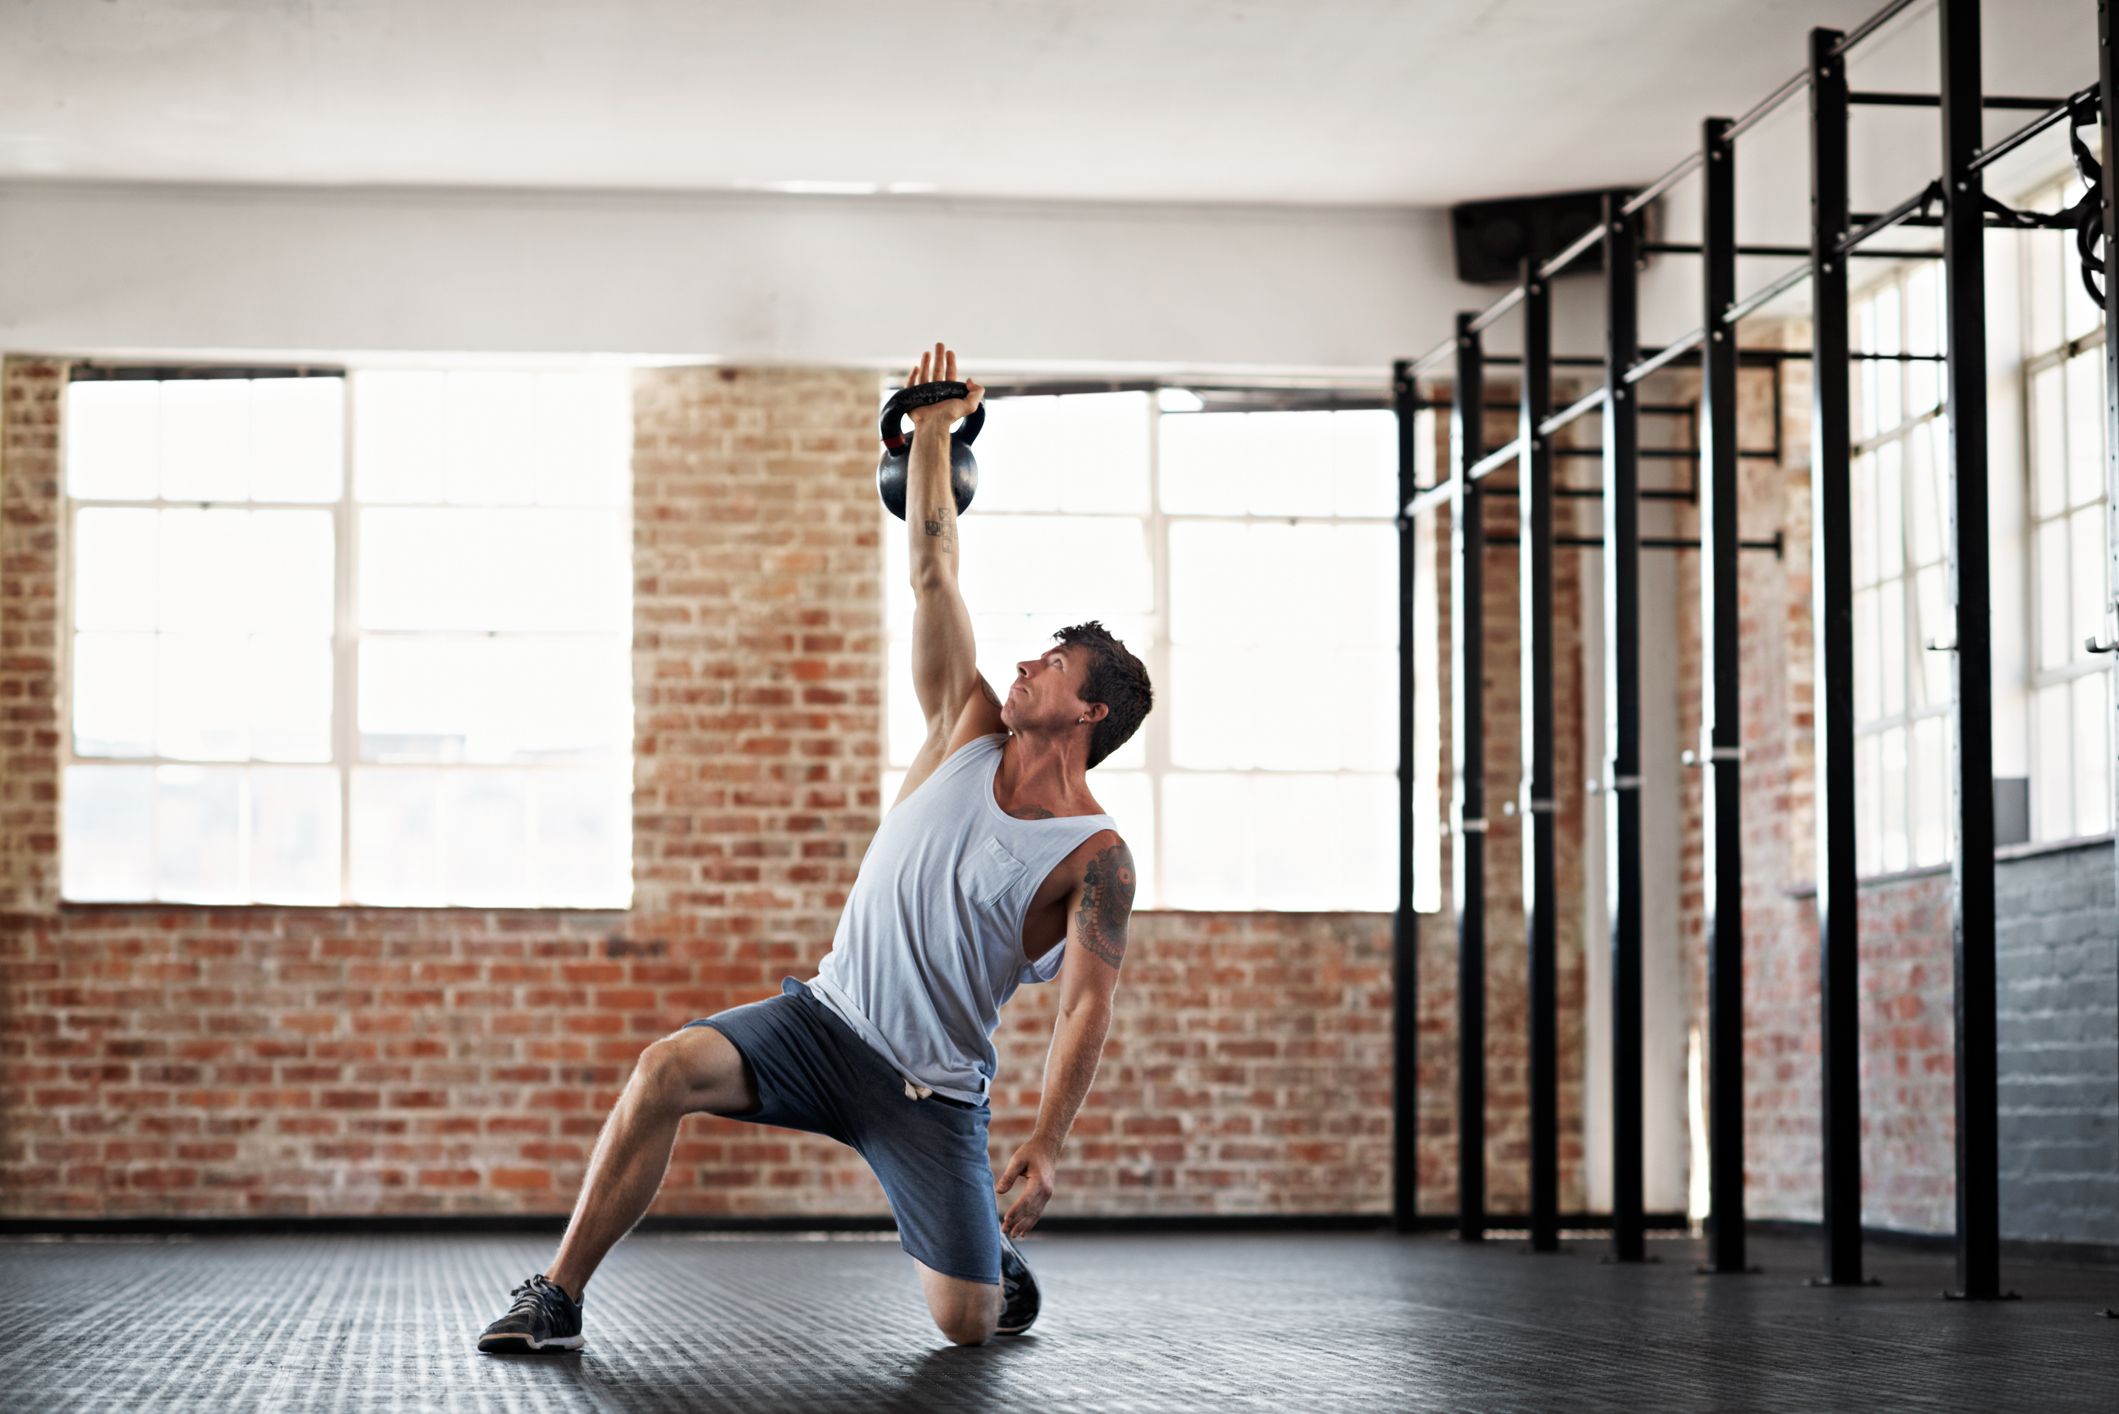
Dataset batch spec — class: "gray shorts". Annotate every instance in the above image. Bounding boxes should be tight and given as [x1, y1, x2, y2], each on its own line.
[684, 976, 1002, 1284]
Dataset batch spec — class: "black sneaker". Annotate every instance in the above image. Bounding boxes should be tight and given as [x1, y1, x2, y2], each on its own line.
[477, 1274, 586, 1354]
[996, 1231, 1040, 1336]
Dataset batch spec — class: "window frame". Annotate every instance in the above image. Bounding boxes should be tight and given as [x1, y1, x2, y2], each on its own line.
[58, 362, 636, 908]
[877, 380, 1403, 913]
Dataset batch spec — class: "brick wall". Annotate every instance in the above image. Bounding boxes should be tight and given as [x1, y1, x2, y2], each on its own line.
[0, 356, 1395, 1219]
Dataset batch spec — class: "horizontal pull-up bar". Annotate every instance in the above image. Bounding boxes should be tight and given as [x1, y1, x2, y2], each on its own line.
[1645, 240, 1941, 261]
[1969, 84, 2098, 173]
[1467, 285, 1529, 336]
[1468, 437, 1526, 481]
[1539, 388, 1607, 438]
[1841, 181, 1944, 253]
[1626, 329, 1707, 383]
[1724, 262, 1813, 325]
[1485, 532, 1786, 556]
[1537, 223, 1612, 282]
[1848, 91, 2072, 109]
[1830, 0, 1920, 56]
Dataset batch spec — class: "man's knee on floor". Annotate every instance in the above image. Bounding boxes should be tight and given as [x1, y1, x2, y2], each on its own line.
[928, 1283, 1000, 1346]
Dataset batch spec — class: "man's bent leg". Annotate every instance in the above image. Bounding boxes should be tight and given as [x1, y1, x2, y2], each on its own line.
[914, 1257, 1001, 1346]
[543, 1024, 759, 1300]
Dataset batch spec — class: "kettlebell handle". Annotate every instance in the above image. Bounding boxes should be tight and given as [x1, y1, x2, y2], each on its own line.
[879, 381, 986, 455]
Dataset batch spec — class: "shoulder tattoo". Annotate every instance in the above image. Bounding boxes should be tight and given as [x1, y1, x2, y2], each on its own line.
[1073, 839, 1136, 970]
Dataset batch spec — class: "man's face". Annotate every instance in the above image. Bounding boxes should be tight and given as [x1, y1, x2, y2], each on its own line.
[1003, 645, 1087, 731]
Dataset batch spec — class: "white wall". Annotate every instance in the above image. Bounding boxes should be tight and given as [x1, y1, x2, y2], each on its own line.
[0, 180, 1483, 379]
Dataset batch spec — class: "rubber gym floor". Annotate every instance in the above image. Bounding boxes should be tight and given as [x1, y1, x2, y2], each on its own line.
[5, 1228, 2114, 1412]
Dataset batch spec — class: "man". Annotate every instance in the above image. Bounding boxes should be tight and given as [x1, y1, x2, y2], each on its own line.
[480, 342, 1152, 1352]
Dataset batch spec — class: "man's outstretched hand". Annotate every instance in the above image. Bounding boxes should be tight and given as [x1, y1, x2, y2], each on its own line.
[996, 1135, 1058, 1239]
[905, 341, 985, 428]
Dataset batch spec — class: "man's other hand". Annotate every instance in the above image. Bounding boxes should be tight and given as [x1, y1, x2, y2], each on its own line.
[995, 1135, 1058, 1239]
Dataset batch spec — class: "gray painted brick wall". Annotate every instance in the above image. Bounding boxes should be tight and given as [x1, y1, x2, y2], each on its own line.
[1996, 837, 2118, 1245]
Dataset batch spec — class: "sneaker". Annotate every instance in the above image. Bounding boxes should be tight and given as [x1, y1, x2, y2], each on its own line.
[996, 1231, 1041, 1336]
[477, 1274, 586, 1354]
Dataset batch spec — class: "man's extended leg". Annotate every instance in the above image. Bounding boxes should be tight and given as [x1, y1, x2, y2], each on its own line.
[544, 1024, 759, 1299]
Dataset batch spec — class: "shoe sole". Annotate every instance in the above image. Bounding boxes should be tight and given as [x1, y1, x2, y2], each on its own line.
[478, 1333, 586, 1354]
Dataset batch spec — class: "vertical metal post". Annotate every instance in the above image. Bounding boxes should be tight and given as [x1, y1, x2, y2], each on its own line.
[1520, 263, 1561, 1255]
[1699, 116, 1750, 1277]
[2099, 5, 2119, 1066]
[1601, 201, 1645, 1264]
[1938, 0, 2003, 1303]
[1393, 359, 1421, 1235]
[1451, 315, 1489, 1244]
[1808, 26, 1865, 1289]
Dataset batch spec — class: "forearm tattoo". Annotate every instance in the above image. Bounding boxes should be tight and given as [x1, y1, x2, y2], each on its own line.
[1073, 840, 1136, 969]
[921, 508, 955, 553]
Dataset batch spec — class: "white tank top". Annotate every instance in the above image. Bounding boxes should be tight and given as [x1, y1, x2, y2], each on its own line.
[806, 733, 1116, 1106]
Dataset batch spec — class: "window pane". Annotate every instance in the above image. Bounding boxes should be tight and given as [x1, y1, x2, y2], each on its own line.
[1246, 411, 1340, 518]
[248, 510, 334, 636]
[2028, 363, 2065, 517]
[1161, 773, 1252, 907]
[1057, 393, 1150, 514]
[66, 381, 160, 500]
[155, 764, 242, 902]
[1330, 523, 1398, 649]
[1082, 769, 1155, 910]
[72, 632, 156, 757]
[2065, 350, 2105, 509]
[1911, 716, 1946, 866]
[2033, 683, 2072, 840]
[61, 764, 154, 901]
[1851, 453, 1876, 589]
[158, 509, 252, 631]
[1855, 733, 1880, 876]
[2074, 673, 2113, 837]
[1878, 726, 1908, 873]
[1853, 587, 1879, 724]
[359, 635, 628, 765]
[158, 379, 251, 502]
[73, 508, 159, 631]
[157, 633, 248, 761]
[2027, 228, 2063, 353]
[248, 766, 340, 904]
[1905, 265, 1940, 415]
[1169, 645, 1252, 769]
[1877, 581, 1905, 717]
[1906, 420, 1941, 568]
[249, 635, 333, 763]
[1169, 521, 1254, 643]
[1914, 565, 1950, 709]
[1326, 410, 1398, 518]
[350, 769, 446, 904]
[2036, 519, 2070, 672]
[360, 508, 628, 633]
[886, 637, 929, 767]
[1876, 442, 1904, 581]
[443, 372, 545, 505]
[353, 372, 448, 503]
[1335, 649, 1398, 772]
[1254, 643, 1339, 772]
[445, 770, 533, 904]
[2073, 507, 2111, 667]
[533, 769, 631, 907]
[535, 372, 632, 508]
[1251, 775, 1362, 909]
[1159, 413, 1256, 516]
[249, 376, 344, 503]
[954, 515, 1151, 621]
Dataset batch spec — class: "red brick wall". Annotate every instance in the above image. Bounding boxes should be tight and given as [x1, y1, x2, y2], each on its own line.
[0, 357, 1395, 1219]
[1672, 349, 1958, 1235]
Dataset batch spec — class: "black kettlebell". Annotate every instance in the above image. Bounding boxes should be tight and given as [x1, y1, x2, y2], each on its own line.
[877, 380, 983, 520]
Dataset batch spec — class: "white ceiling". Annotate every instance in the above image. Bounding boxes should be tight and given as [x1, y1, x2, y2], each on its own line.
[0, 0, 2088, 208]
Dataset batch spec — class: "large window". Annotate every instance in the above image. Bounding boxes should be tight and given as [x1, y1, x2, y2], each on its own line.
[2023, 175, 2113, 841]
[61, 368, 634, 907]
[881, 389, 1401, 910]
[1850, 265, 1954, 874]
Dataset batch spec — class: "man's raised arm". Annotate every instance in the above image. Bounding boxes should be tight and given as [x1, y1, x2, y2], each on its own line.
[904, 342, 986, 731]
